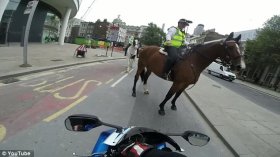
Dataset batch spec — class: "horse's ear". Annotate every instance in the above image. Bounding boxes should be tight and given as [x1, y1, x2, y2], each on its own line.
[225, 32, 234, 41]
[229, 32, 234, 38]
[235, 34, 241, 42]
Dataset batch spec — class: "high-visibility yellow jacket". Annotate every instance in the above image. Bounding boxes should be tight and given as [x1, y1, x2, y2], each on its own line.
[164, 27, 186, 48]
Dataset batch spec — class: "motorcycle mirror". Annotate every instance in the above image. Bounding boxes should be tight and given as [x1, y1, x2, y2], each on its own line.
[182, 131, 210, 146]
[65, 114, 103, 132]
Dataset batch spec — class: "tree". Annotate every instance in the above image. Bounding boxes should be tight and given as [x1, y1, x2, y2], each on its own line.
[140, 23, 165, 46]
[92, 19, 109, 40]
[245, 15, 280, 66]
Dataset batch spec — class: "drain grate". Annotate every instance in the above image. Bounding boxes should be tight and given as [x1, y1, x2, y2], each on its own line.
[1, 77, 20, 84]
[51, 59, 63, 62]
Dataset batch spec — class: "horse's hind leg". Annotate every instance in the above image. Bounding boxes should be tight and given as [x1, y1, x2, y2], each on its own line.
[159, 83, 178, 115]
[143, 70, 151, 94]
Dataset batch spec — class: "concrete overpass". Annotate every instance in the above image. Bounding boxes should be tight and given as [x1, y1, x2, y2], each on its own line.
[41, 0, 82, 45]
[0, 0, 82, 45]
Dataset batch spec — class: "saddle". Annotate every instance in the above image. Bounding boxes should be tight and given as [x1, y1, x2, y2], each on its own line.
[159, 46, 191, 81]
[159, 47, 190, 59]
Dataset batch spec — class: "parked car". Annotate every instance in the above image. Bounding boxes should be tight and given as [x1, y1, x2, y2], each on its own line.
[207, 61, 236, 82]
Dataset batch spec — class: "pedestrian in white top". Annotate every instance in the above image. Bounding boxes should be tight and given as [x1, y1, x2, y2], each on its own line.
[126, 39, 138, 72]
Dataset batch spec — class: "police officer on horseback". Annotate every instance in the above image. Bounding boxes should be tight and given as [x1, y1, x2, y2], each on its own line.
[162, 19, 192, 79]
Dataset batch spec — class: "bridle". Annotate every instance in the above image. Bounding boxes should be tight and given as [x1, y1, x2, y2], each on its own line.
[192, 40, 240, 63]
[184, 41, 240, 90]
[221, 41, 241, 64]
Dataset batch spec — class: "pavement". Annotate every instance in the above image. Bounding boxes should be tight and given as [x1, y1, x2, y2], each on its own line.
[186, 76, 280, 157]
[0, 43, 280, 157]
[0, 42, 125, 80]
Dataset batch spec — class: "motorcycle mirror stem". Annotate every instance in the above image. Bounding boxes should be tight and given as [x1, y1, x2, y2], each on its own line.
[101, 121, 123, 133]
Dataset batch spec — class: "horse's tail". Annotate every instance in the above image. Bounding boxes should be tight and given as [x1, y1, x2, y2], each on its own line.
[140, 68, 146, 82]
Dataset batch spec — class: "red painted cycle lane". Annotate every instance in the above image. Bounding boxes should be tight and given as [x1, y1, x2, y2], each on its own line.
[0, 61, 125, 141]
[0, 79, 99, 140]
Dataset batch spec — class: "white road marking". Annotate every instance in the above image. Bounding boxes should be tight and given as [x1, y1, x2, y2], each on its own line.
[106, 79, 114, 84]
[111, 73, 128, 87]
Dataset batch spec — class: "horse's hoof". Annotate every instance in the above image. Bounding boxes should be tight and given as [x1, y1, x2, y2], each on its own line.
[158, 110, 165, 116]
[132, 93, 136, 97]
[171, 105, 177, 110]
[144, 91, 149, 95]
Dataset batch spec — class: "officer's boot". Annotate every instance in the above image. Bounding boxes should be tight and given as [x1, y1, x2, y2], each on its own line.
[162, 57, 172, 79]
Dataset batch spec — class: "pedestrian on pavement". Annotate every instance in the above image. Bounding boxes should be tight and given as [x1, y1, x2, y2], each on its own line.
[162, 18, 192, 79]
[126, 39, 138, 72]
[110, 42, 115, 57]
[105, 41, 110, 56]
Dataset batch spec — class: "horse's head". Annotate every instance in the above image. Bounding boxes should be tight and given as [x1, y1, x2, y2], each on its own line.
[220, 32, 246, 71]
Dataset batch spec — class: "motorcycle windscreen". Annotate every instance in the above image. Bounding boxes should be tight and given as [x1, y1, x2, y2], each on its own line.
[103, 128, 132, 146]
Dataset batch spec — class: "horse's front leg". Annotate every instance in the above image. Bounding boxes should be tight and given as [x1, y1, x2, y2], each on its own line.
[132, 75, 139, 97]
[159, 84, 178, 115]
[170, 83, 187, 110]
[171, 90, 185, 110]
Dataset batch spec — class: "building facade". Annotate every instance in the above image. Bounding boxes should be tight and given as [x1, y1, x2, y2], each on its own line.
[106, 16, 127, 45]
[234, 29, 257, 41]
[79, 22, 94, 38]
[125, 25, 141, 45]
[65, 18, 84, 39]
[0, 0, 81, 45]
[193, 24, 204, 36]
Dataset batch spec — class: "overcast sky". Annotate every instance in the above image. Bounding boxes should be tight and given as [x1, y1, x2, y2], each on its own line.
[75, 0, 279, 35]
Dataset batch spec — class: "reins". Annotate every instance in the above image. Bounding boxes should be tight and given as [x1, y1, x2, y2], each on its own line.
[184, 43, 225, 90]
[196, 50, 212, 61]
[183, 48, 201, 90]
[184, 63, 196, 90]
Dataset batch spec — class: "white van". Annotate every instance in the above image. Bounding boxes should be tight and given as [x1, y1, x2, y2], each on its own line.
[207, 62, 236, 82]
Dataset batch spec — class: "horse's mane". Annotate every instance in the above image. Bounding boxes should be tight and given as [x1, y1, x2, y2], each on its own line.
[184, 41, 222, 59]
[193, 40, 223, 50]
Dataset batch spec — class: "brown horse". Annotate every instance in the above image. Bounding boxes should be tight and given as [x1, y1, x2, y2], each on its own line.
[132, 32, 245, 115]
